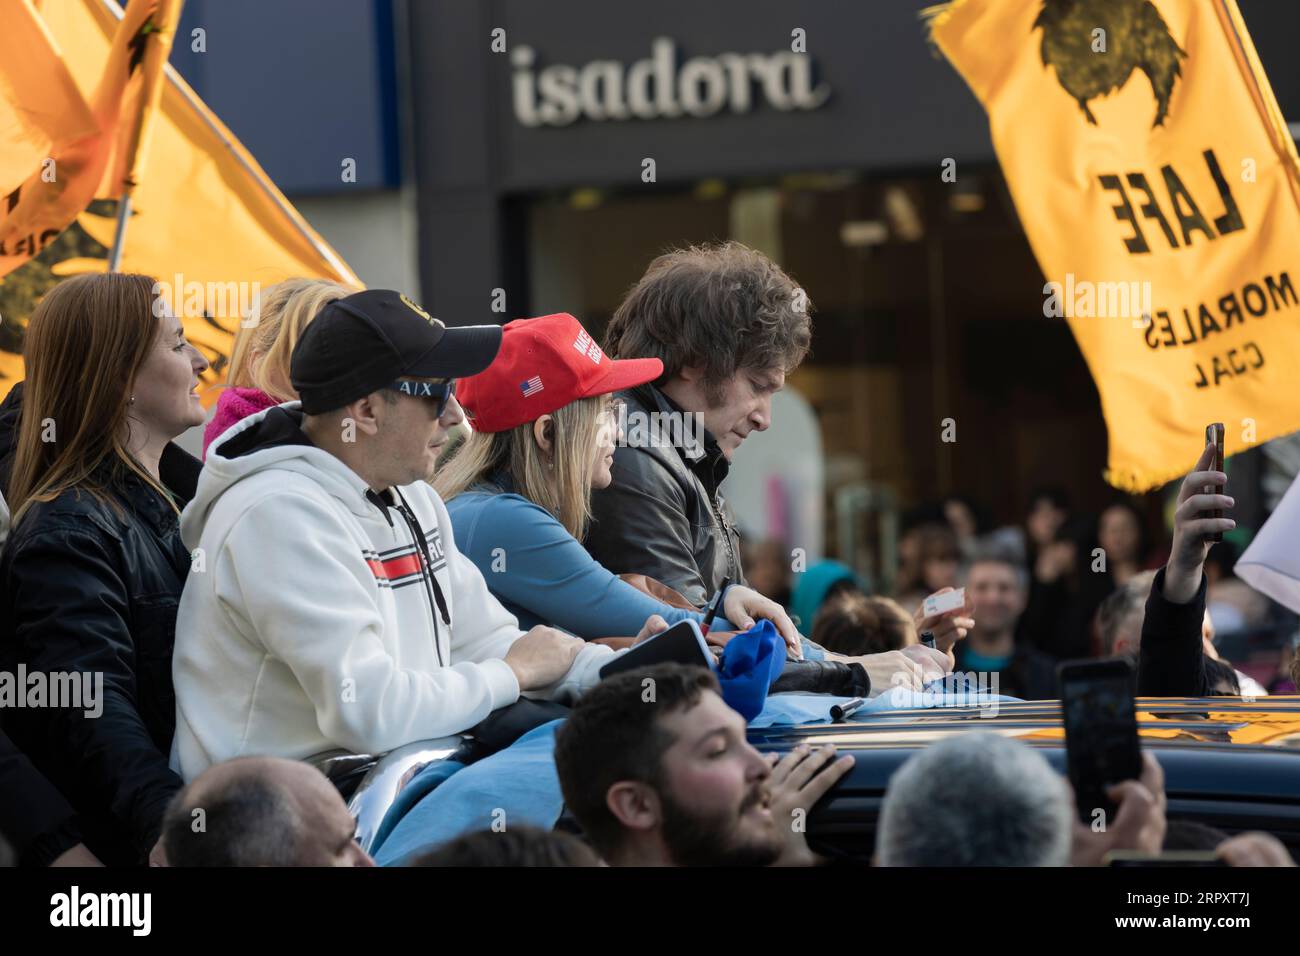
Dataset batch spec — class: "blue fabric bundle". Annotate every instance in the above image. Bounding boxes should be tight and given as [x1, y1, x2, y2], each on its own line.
[716, 619, 787, 721]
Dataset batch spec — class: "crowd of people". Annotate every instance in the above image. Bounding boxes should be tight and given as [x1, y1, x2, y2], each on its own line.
[785, 477, 1299, 701]
[0, 241, 1296, 868]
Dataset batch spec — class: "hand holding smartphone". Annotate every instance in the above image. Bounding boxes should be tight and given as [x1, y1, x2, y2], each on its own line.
[1059, 658, 1142, 827]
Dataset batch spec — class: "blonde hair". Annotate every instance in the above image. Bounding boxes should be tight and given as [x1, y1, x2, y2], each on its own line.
[435, 396, 605, 539]
[9, 274, 174, 526]
[226, 278, 354, 400]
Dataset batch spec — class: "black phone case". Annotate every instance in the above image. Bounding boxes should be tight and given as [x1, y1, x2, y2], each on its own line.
[599, 622, 712, 680]
[1059, 659, 1142, 826]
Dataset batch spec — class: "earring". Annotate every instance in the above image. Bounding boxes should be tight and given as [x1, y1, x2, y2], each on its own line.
[129, 395, 135, 405]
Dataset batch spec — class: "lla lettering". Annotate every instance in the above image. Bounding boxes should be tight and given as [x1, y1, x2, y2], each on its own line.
[1099, 149, 1244, 255]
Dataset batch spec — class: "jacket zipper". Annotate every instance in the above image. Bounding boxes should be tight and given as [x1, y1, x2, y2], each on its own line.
[710, 492, 739, 582]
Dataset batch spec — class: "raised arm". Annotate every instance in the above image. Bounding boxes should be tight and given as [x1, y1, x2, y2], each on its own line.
[1137, 443, 1234, 697]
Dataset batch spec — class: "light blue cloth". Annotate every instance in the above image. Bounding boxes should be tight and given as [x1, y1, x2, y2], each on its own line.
[749, 687, 1022, 728]
[799, 637, 826, 662]
[375, 720, 567, 866]
[373, 689, 1025, 864]
[368, 759, 467, 859]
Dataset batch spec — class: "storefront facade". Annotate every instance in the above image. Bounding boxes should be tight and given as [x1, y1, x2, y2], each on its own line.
[407, 0, 1299, 552]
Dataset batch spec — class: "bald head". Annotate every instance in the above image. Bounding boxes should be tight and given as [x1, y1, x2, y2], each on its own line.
[162, 756, 373, 867]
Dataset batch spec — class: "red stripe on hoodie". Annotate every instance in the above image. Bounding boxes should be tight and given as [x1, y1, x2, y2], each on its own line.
[366, 553, 422, 582]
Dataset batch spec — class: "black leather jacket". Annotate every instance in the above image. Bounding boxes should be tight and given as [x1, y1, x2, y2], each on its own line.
[0, 384, 199, 865]
[585, 384, 744, 607]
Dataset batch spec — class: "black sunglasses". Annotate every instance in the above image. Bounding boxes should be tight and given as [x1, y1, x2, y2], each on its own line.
[388, 379, 455, 418]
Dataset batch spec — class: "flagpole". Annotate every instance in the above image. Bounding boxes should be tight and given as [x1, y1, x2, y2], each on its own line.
[96, 0, 358, 286]
[108, 194, 131, 272]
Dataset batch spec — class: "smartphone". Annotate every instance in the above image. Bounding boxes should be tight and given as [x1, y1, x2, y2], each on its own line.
[600, 619, 713, 680]
[1204, 422, 1225, 543]
[1107, 850, 1226, 867]
[1059, 658, 1142, 826]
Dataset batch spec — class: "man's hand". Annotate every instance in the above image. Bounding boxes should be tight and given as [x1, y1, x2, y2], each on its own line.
[913, 587, 975, 665]
[1071, 752, 1167, 866]
[854, 650, 926, 697]
[1216, 832, 1297, 867]
[1164, 442, 1235, 605]
[722, 585, 802, 658]
[765, 744, 854, 866]
[899, 644, 953, 682]
[504, 626, 585, 691]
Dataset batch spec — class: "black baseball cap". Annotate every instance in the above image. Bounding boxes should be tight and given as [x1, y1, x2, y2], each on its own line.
[290, 289, 502, 414]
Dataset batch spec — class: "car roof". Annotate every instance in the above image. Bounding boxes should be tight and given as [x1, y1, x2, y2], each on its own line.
[748, 696, 1300, 751]
[748, 697, 1300, 803]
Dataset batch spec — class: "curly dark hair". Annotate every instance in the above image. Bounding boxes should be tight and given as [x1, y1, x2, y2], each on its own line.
[603, 241, 812, 404]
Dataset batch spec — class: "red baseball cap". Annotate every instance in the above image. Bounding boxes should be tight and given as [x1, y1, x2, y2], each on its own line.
[457, 313, 663, 433]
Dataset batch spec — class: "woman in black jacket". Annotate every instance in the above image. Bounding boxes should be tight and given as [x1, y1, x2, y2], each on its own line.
[0, 273, 208, 866]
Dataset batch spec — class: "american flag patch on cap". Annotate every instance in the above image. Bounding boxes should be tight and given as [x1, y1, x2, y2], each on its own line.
[520, 376, 544, 397]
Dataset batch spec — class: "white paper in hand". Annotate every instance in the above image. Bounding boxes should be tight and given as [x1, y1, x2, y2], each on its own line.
[923, 588, 967, 618]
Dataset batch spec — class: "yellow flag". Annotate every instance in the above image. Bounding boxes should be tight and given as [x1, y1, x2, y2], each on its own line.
[929, 0, 1300, 491]
[0, 0, 156, 278]
[26, 0, 361, 407]
[0, 0, 97, 199]
[0, 0, 84, 387]
[101, 0, 183, 202]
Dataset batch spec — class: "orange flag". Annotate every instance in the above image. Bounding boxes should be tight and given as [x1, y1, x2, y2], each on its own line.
[929, 0, 1300, 491]
[101, 0, 183, 205]
[0, 0, 159, 277]
[0, 0, 360, 405]
[0, 0, 97, 199]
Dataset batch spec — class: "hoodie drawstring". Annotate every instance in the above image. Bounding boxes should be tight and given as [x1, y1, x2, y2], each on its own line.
[367, 488, 451, 668]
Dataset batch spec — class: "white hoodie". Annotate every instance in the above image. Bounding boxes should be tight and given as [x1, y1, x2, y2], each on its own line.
[170, 403, 611, 781]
